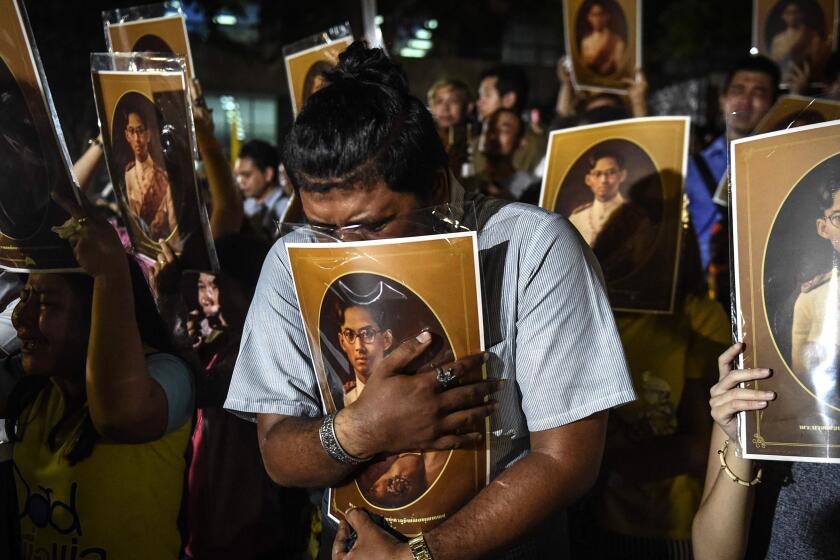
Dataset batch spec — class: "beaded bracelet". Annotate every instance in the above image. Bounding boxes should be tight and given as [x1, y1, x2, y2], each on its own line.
[718, 439, 763, 487]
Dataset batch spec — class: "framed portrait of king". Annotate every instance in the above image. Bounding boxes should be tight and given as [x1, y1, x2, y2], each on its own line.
[539, 117, 689, 313]
[753, 0, 838, 86]
[103, 3, 195, 79]
[284, 30, 353, 116]
[286, 232, 488, 536]
[563, 0, 642, 93]
[91, 55, 217, 271]
[732, 119, 840, 462]
[0, 0, 82, 271]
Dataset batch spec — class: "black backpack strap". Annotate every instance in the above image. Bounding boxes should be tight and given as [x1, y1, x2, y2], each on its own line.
[694, 153, 718, 198]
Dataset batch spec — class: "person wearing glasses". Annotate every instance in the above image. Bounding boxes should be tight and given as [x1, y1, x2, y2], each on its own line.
[569, 149, 654, 280]
[123, 107, 177, 241]
[336, 300, 392, 406]
[791, 177, 840, 378]
[569, 149, 631, 246]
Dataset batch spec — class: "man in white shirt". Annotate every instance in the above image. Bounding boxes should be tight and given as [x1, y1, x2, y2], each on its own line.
[234, 139, 291, 240]
[570, 150, 629, 246]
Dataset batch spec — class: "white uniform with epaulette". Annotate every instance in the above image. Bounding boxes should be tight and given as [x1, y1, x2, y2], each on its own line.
[791, 269, 838, 375]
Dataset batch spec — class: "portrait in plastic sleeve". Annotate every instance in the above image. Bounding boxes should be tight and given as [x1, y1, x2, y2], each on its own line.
[731, 120, 840, 462]
[105, 13, 195, 79]
[283, 36, 353, 116]
[539, 117, 688, 313]
[92, 68, 215, 271]
[753, 0, 837, 85]
[286, 233, 487, 536]
[0, 0, 80, 271]
[564, 0, 639, 93]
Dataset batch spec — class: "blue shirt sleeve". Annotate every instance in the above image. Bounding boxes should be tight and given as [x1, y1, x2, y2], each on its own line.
[147, 353, 195, 433]
[685, 158, 721, 270]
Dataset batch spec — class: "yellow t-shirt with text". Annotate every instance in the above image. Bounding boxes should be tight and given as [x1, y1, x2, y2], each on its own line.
[14, 380, 191, 560]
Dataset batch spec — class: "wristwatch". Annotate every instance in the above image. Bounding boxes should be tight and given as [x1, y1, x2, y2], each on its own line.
[408, 534, 434, 560]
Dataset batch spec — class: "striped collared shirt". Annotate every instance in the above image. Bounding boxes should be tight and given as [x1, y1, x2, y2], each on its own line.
[225, 184, 635, 481]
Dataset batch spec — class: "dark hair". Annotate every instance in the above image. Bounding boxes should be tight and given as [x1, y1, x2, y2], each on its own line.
[826, 51, 840, 85]
[587, 149, 625, 170]
[722, 56, 781, 101]
[479, 64, 529, 112]
[302, 60, 334, 103]
[283, 42, 447, 200]
[212, 233, 270, 332]
[336, 299, 388, 331]
[132, 34, 175, 55]
[487, 107, 525, 141]
[123, 105, 150, 129]
[815, 156, 840, 216]
[238, 139, 280, 180]
[7, 256, 178, 465]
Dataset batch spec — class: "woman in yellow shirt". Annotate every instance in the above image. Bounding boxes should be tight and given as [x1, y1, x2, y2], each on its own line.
[1, 198, 194, 560]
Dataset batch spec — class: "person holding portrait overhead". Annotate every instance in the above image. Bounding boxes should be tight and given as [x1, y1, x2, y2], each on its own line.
[580, 1, 627, 77]
[123, 108, 177, 241]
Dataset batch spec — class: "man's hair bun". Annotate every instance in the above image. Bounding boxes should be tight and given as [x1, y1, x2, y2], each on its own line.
[325, 42, 408, 95]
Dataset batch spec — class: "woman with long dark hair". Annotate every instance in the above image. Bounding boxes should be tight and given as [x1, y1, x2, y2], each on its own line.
[0, 196, 194, 558]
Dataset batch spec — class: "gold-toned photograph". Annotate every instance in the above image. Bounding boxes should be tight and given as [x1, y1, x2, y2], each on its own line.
[539, 117, 688, 313]
[0, 0, 80, 271]
[92, 68, 214, 270]
[753, 0, 837, 84]
[731, 120, 840, 462]
[284, 36, 353, 116]
[106, 14, 195, 78]
[563, 0, 640, 93]
[752, 94, 840, 134]
[286, 232, 487, 536]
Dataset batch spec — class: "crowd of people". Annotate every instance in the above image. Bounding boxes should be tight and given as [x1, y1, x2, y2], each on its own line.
[2, 12, 840, 560]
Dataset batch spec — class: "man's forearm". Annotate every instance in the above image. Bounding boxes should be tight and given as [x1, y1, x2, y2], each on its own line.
[257, 413, 362, 488]
[425, 413, 607, 560]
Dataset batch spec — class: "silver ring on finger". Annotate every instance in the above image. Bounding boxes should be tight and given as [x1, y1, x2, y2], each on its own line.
[436, 366, 457, 390]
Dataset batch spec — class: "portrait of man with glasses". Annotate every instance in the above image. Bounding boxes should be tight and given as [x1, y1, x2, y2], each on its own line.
[569, 149, 631, 246]
[567, 146, 656, 282]
[335, 298, 393, 406]
[120, 99, 176, 242]
[791, 160, 840, 383]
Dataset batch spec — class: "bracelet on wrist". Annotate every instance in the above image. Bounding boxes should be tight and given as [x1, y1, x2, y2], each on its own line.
[718, 439, 762, 487]
[319, 411, 369, 466]
[408, 534, 434, 560]
[88, 136, 103, 149]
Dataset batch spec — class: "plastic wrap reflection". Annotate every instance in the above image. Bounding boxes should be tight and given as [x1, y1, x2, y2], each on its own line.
[730, 118, 840, 461]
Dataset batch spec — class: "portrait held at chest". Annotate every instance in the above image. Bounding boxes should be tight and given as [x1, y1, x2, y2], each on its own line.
[0, 0, 83, 271]
[753, 0, 837, 86]
[90, 53, 216, 271]
[540, 117, 688, 313]
[285, 232, 487, 536]
[563, 0, 640, 93]
[731, 120, 840, 462]
[283, 23, 353, 116]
